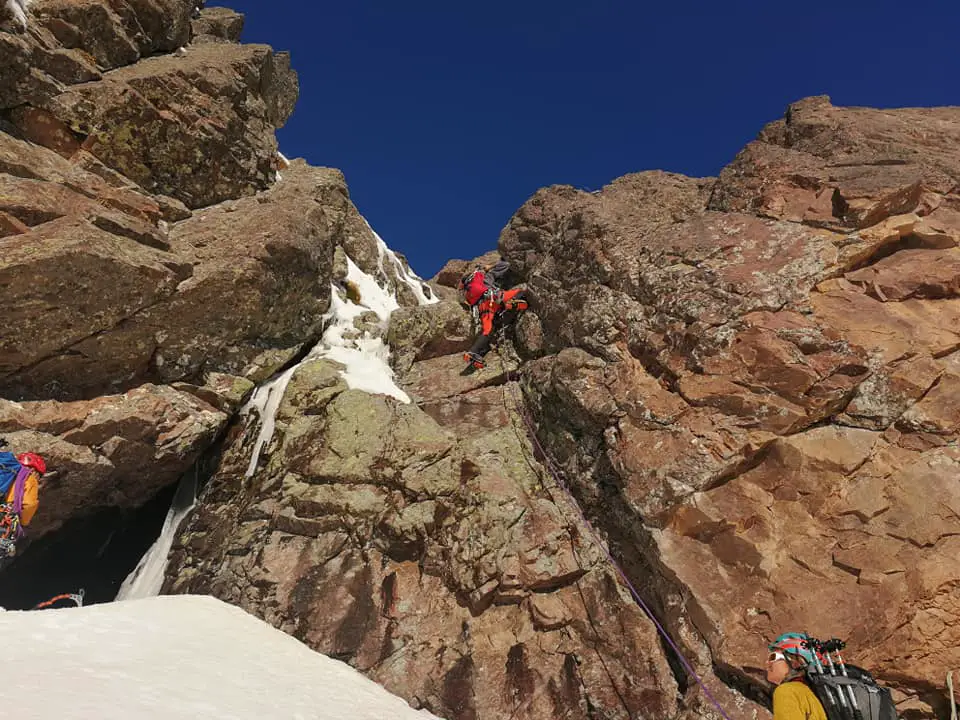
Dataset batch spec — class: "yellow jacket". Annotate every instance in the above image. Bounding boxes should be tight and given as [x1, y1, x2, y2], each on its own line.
[773, 681, 827, 720]
[4, 469, 39, 526]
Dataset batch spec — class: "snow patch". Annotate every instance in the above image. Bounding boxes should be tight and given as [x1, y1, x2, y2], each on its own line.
[316, 286, 408, 402]
[241, 226, 435, 475]
[372, 228, 439, 306]
[115, 475, 197, 600]
[4, 0, 29, 27]
[242, 364, 299, 477]
[315, 256, 408, 402]
[346, 254, 400, 321]
[0, 594, 442, 719]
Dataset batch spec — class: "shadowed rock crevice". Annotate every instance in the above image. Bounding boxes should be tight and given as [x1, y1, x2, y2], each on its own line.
[0, 479, 178, 609]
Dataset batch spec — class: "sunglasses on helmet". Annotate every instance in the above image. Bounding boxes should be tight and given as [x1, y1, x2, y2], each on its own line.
[767, 651, 787, 663]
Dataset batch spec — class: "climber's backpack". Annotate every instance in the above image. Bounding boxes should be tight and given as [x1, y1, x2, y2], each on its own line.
[805, 663, 899, 720]
[461, 270, 493, 306]
[0, 451, 21, 496]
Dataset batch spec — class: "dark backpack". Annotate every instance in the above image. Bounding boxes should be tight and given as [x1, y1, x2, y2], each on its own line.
[805, 664, 899, 720]
[0, 451, 22, 496]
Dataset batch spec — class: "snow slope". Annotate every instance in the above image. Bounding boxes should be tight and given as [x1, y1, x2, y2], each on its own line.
[0, 594, 442, 720]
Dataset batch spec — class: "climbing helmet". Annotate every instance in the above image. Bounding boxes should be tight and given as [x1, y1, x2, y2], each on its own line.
[17, 452, 46, 475]
[768, 632, 818, 666]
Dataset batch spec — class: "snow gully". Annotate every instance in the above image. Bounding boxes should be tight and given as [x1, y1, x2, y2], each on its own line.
[118, 224, 436, 600]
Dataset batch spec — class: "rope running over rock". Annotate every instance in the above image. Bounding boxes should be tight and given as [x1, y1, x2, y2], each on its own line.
[494, 345, 734, 720]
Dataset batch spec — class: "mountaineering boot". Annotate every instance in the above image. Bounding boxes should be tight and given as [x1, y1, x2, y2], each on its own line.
[464, 351, 485, 369]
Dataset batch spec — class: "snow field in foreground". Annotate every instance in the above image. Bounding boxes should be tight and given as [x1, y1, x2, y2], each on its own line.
[0, 595, 442, 720]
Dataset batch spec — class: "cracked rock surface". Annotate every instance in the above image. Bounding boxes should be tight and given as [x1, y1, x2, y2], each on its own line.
[493, 97, 960, 719]
[166, 349, 689, 720]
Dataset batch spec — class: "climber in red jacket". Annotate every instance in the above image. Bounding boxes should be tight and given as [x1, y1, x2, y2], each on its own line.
[457, 259, 528, 369]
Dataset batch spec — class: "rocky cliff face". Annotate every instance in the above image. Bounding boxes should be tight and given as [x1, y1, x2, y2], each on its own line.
[491, 97, 960, 718]
[2, 4, 957, 719]
[0, 4, 356, 561]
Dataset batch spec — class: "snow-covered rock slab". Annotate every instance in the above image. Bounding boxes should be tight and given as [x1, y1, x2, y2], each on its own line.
[0, 595, 442, 720]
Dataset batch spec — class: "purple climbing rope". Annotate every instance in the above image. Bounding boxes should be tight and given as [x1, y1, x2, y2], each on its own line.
[11, 466, 30, 538]
[503, 360, 734, 720]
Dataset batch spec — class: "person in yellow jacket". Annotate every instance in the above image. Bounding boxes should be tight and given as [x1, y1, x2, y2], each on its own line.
[766, 632, 828, 720]
[4, 452, 43, 527]
[3, 453, 47, 527]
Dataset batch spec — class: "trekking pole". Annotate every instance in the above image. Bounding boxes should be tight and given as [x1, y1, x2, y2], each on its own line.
[827, 640, 863, 720]
[948, 670, 957, 720]
[823, 639, 862, 720]
[806, 639, 851, 720]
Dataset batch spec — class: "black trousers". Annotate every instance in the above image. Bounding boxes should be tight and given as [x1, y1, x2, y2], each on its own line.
[468, 309, 522, 358]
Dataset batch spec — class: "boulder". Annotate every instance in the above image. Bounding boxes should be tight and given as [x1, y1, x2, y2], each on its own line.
[1, 0, 199, 110]
[709, 95, 960, 230]
[0, 160, 341, 401]
[386, 300, 473, 373]
[191, 6, 244, 44]
[42, 42, 296, 207]
[431, 249, 502, 288]
[30, 0, 195, 69]
[0, 384, 226, 540]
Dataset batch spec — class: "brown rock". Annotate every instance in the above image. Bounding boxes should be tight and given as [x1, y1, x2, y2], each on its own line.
[478, 99, 960, 717]
[841, 354, 943, 430]
[811, 285, 960, 363]
[710, 96, 960, 229]
[897, 371, 960, 437]
[191, 6, 244, 44]
[431, 249, 502, 288]
[402, 352, 519, 405]
[6, 105, 80, 158]
[657, 439, 960, 710]
[6, 66, 951, 720]
[165, 354, 684, 720]
[44, 42, 297, 208]
[0, 210, 29, 237]
[31, 0, 194, 70]
[0, 32, 64, 110]
[0, 161, 346, 400]
[0, 384, 226, 540]
[386, 300, 473, 373]
[845, 246, 960, 301]
[0, 215, 182, 390]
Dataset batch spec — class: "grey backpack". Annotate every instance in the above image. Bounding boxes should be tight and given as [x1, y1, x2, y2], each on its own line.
[805, 662, 898, 720]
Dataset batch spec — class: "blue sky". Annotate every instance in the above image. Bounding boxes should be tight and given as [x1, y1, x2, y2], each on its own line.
[220, 1, 958, 278]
